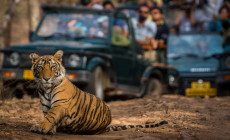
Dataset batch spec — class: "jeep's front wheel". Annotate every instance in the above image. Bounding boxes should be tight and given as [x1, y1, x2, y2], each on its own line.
[145, 78, 163, 96]
[85, 67, 104, 100]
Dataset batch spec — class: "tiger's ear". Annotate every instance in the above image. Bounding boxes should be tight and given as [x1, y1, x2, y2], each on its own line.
[54, 50, 63, 62]
[29, 53, 40, 63]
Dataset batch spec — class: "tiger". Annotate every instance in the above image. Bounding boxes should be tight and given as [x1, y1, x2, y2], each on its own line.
[29, 50, 168, 135]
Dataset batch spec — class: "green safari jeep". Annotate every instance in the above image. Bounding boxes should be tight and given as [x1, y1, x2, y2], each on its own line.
[0, 4, 178, 100]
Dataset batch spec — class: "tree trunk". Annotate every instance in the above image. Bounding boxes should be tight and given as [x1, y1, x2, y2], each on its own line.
[0, 0, 20, 49]
[27, 0, 40, 33]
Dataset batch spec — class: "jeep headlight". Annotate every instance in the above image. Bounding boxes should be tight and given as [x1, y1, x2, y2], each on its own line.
[225, 56, 230, 69]
[169, 74, 176, 85]
[68, 54, 81, 67]
[8, 52, 20, 66]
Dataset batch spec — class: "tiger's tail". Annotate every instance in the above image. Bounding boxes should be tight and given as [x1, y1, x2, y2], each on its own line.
[105, 120, 168, 132]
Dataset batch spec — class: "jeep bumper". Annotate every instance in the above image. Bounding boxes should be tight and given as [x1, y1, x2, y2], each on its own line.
[216, 71, 230, 85]
[178, 72, 217, 96]
[65, 70, 91, 84]
[0, 68, 92, 84]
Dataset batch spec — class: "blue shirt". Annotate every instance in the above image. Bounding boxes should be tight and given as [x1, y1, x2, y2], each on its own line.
[210, 19, 230, 32]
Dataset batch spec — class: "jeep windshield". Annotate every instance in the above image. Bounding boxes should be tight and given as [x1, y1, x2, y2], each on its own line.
[167, 32, 224, 60]
[37, 13, 109, 40]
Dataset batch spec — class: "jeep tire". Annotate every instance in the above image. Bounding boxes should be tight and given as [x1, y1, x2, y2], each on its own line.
[145, 78, 163, 96]
[85, 67, 104, 100]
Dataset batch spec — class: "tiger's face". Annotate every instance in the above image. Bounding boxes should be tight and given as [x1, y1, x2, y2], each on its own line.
[29, 50, 65, 89]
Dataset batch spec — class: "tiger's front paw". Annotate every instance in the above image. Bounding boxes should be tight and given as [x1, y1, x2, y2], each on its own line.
[30, 122, 56, 134]
[48, 126, 56, 135]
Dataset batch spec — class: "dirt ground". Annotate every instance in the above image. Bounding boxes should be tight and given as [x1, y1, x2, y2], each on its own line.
[0, 94, 230, 140]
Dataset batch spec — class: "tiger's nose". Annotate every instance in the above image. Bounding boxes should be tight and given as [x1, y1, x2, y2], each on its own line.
[44, 78, 50, 81]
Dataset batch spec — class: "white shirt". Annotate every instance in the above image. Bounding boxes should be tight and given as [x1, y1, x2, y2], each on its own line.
[132, 19, 157, 41]
[195, 0, 223, 22]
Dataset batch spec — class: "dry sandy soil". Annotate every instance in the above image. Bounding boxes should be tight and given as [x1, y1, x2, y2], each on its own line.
[0, 95, 230, 140]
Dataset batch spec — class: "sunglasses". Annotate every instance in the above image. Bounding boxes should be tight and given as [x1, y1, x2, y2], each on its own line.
[139, 10, 149, 14]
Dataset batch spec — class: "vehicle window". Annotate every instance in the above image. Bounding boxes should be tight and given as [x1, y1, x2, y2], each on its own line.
[37, 13, 109, 39]
[167, 33, 224, 59]
[112, 18, 131, 46]
[120, 9, 138, 21]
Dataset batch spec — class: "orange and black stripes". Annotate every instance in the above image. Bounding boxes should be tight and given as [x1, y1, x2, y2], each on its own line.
[37, 80, 112, 134]
[30, 51, 167, 135]
[64, 88, 111, 134]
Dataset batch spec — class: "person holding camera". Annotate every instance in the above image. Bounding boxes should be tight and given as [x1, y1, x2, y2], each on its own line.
[174, 2, 200, 32]
[211, 6, 230, 49]
[211, 6, 230, 32]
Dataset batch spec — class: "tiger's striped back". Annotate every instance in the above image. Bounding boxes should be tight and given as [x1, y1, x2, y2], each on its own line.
[65, 85, 112, 134]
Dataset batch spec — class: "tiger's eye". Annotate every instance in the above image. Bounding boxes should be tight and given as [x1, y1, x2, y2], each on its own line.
[37, 66, 42, 70]
[51, 64, 57, 69]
